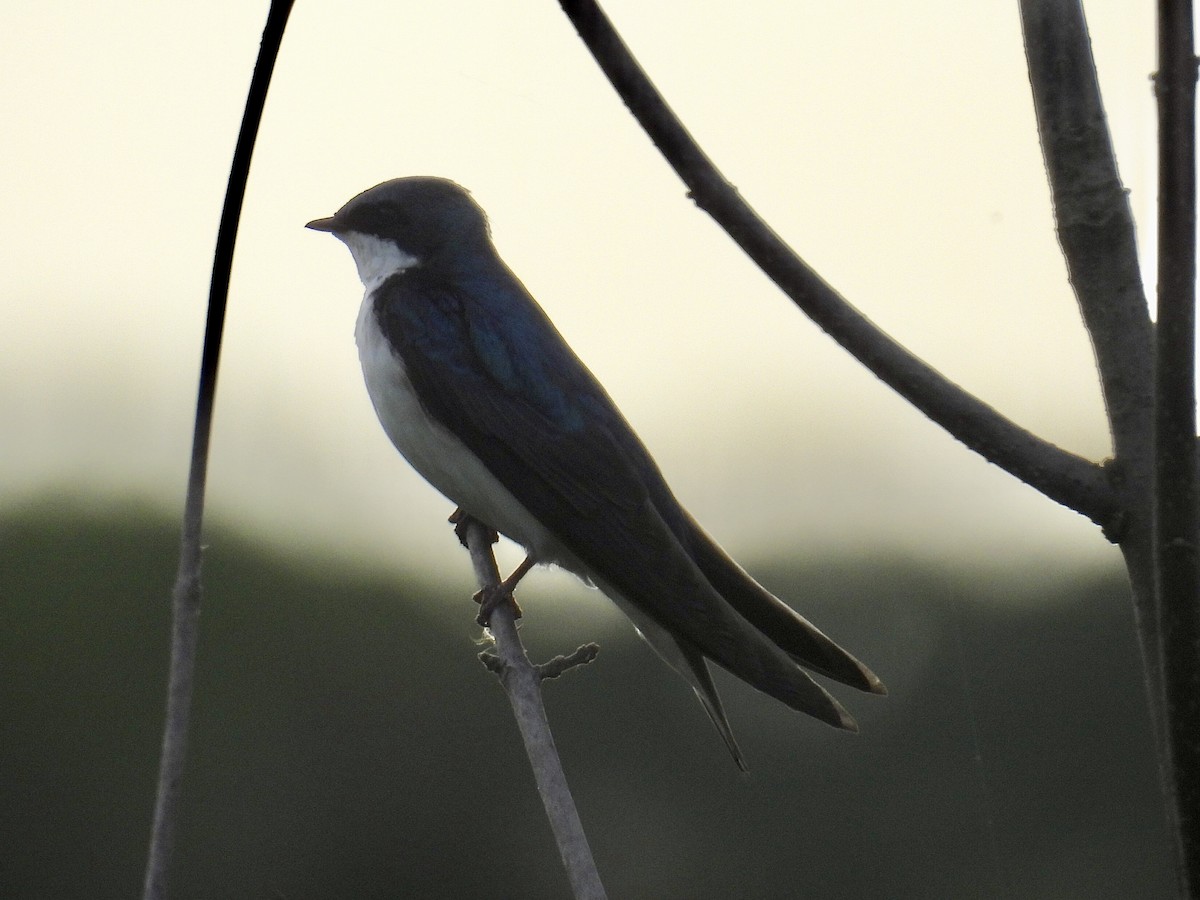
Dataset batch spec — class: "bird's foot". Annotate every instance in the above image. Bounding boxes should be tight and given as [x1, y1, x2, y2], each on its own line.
[474, 583, 523, 627]
[474, 555, 536, 627]
[449, 507, 498, 548]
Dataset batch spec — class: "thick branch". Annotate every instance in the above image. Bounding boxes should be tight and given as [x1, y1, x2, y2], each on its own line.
[1154, 0, 1200, 893]
[458, 519, 607, 900]
[1019, 0, 1169, 860]
[1019, 0, 1154, 470]
[141, 4, 295, 899]
[557, 0, 1118, 532]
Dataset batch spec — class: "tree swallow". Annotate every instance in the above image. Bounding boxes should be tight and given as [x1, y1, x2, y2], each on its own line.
[307, 177, 885, 768]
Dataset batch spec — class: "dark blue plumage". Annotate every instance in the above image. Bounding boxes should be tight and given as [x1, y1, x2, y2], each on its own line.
[308, 177, 884, 768]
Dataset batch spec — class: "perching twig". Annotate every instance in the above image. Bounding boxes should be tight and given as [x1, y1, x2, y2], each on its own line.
[457, 516, 607, 900]
[141, 4, 294, 899]
[556, 0, 1117, 532]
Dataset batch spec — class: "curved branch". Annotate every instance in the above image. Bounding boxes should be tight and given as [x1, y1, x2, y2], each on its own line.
[141, 3, 295, 898]
[557, 0, 1118, 532]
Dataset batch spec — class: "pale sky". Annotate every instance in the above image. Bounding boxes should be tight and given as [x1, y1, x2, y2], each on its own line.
[0, 3, 1157, 583]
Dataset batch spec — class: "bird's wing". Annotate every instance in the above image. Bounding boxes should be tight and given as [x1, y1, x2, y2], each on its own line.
[375, 271, 855, 730]
[676, 512, 885, 695]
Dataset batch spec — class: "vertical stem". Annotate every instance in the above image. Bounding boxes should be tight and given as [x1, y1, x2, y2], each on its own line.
[1155, 0, 1200, 894]
[1018, 1, 1169, 868]
[141, 4, 294, 898]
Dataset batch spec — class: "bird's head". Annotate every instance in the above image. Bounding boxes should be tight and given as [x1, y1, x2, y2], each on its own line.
[307, 177, 492, 287]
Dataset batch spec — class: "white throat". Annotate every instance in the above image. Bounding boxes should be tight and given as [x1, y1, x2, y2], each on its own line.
[340, 231, 420, 293]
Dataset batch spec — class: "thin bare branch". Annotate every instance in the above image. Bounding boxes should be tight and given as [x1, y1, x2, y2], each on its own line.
[1154, 0, 1200, 893]
[537, 643, 602, 680]
[141, 4, 294, 898]
[458, 518, 607, 900]
[556, 0, 1118, 533]
[479, 643, 600, 679]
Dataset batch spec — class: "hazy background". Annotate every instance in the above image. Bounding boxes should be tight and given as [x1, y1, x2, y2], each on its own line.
[0, 507, 1173, 898]
[0, 2, 1157, 577]
[0, 3, 1181, 898]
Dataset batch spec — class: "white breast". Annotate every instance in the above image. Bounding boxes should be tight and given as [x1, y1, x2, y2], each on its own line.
[341, 231, 420, 294]
[353, 286, 578, 570]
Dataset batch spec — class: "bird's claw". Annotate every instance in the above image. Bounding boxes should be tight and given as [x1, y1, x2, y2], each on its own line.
[449, 508, 498, 548]
[474, 583, 523, 627]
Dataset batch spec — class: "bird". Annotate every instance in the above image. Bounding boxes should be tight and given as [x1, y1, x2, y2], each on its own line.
[307, 176, 885, 769]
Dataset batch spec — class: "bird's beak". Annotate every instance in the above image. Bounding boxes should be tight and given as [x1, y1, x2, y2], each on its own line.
[305, 216, 339, 232]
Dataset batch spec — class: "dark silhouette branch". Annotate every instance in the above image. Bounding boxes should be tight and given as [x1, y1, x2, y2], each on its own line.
[141, 3, 294, 899]
[457, 517, 607, 900]
[1018, 0, 1175, 877]
[559, 0, 1200, 891]
[1018, 1, 1154, 468]
[556, 0, 1118, 533]
[1154, 0, 1200, 894]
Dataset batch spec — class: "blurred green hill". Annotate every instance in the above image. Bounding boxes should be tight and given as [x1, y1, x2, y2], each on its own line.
[0, 500, 1173, 898]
